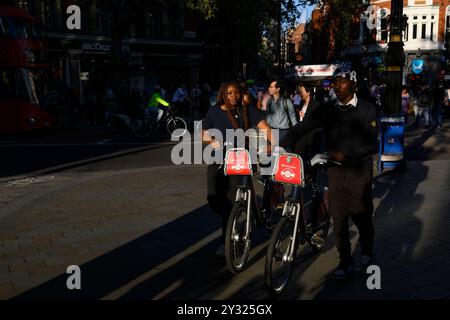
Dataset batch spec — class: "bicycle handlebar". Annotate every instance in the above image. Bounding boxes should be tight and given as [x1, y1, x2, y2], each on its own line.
[309, 154, 342, 168]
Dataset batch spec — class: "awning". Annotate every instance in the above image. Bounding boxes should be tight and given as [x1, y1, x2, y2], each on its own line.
[294, 64, 337, 80]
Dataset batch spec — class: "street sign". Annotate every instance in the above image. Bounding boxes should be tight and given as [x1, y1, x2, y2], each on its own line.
[412, 59, 424, 74]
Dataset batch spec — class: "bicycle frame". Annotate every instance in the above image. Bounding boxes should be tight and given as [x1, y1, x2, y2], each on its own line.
[224, 148, 276, 237]
[273, 154, 327, 263]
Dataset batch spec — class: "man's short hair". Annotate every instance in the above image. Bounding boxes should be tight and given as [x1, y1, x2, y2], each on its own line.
[299, 82, 313, 94]
[271, 79, 285, 93]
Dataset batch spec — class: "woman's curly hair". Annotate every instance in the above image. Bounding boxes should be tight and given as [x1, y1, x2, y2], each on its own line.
[216, 81, 249, 130]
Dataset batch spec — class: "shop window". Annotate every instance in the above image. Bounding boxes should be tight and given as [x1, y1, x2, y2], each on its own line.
[147, 12, 161, 38]
[430, 22, 434, 41]
[96, 9, 111, 35]
[0, 17, 13, 37]
[404, 24, 409, 41]
[380, 16, 388, 42]
[18, 0, 32, 14]
[40, 0, 55, 30]
[446, 14, 450, 42]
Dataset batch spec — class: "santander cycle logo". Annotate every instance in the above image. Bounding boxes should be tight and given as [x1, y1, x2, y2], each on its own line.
[280, 168, 296, 180]
[231, 162, 246, 172]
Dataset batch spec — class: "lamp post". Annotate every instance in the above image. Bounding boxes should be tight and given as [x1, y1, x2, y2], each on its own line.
[384, 0, 405, 115]
[276, 0, 282, 76]
[377, 0, 407, 173]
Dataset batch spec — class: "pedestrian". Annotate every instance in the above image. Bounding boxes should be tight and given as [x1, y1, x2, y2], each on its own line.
[246, 79, 259, 102]
[190, 83, 202, 117]
[281, 66, 377, 280]
[416, 85, 432, 128]
[443, 83, 450, 121]
[172, 84, 191, 117]
[432, 83, 444, 128]
[401, 86, 413, 125]
[257, 87, 270, 113]
[201, 81, 273, 256]
[293, 82, 322, 162]
[266, 79, 298, 141]
[291, 85, 302, 115]
[239, 80, 254, 108]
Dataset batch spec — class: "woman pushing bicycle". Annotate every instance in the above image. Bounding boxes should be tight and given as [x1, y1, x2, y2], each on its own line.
[201, 81, 274, 257]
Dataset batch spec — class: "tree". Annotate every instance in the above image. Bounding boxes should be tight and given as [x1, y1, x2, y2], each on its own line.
[189, 0, 305, 83]
[298, 0, 369, 63]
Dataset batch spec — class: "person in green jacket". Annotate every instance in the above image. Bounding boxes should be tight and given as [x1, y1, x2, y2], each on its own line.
[147, 85, 169, 123]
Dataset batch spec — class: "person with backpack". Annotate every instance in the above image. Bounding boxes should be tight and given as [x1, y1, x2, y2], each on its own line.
[266, 79, 297, 141]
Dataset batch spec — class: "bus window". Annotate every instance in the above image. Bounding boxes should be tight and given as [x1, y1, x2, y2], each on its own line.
[23, 69, 50, 107]
[0, 69, 31, 102]
[10, 17, 40, 39]
[0, 16, 14, 37]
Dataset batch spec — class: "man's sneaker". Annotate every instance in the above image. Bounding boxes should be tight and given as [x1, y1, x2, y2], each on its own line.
[360, 253, 374, 269]
[215, 244, 225, 257]
[331, 260, 354, 280]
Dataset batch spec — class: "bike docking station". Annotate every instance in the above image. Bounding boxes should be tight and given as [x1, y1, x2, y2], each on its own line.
[378, 115, 406, 173]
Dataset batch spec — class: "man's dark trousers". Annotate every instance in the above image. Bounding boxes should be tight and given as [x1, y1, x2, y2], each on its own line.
[327, 159, 375, 263]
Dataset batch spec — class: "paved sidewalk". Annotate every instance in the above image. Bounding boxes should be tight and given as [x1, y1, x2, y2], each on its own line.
[0, 123, 449, 299]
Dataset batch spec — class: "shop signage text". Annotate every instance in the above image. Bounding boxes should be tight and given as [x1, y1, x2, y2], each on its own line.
[81, 42, 131, 53]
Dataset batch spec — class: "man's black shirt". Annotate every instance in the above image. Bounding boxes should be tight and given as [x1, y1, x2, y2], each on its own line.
[281, 97, 378, 163]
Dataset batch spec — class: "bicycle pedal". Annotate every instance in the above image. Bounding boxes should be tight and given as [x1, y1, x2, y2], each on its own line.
[310, 234, 325, 247]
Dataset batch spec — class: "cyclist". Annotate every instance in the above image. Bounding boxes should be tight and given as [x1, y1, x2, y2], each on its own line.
[202, 81, 274, 256]
[147, 85, 170, 124]
[280, 65, 378, 280]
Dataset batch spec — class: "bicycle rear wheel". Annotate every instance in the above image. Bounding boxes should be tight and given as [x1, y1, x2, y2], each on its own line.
[132, 119, 152, 138]
[166, 117, 187, 138]
[265, 216, 297, 296]
[225, 201, 253, 273]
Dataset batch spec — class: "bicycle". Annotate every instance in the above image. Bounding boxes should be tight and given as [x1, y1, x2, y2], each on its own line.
[132, 105, 187, 138]
[264, 152, 340, 296]
[223, 148, 284, 274]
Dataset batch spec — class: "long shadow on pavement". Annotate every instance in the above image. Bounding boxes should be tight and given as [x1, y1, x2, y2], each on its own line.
[13, 204, 223, 299]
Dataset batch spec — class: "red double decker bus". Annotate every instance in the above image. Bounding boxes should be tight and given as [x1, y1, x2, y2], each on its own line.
[0, 5, 54, 134]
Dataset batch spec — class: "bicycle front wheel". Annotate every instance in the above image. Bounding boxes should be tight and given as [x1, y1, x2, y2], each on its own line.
[166, 117, 187, 138]
[265, 216, 297, 296]
[225, 201, 253, 274]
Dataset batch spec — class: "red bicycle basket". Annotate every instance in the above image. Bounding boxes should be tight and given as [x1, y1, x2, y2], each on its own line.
[273, 153, 305, 186]
[224, 148, 252, 176]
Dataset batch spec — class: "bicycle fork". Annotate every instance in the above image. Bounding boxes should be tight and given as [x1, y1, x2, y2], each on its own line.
[282, 187, 304, 263]
[235, 175, 252, 240]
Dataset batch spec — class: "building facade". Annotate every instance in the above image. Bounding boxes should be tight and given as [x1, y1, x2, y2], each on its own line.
[6, 0, 203, 114]
[358, 0, 450, 85]
[298, 0, 450, 86]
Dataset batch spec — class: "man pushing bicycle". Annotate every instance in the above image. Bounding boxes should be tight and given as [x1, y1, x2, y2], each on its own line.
[280, 65, 378, 280]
